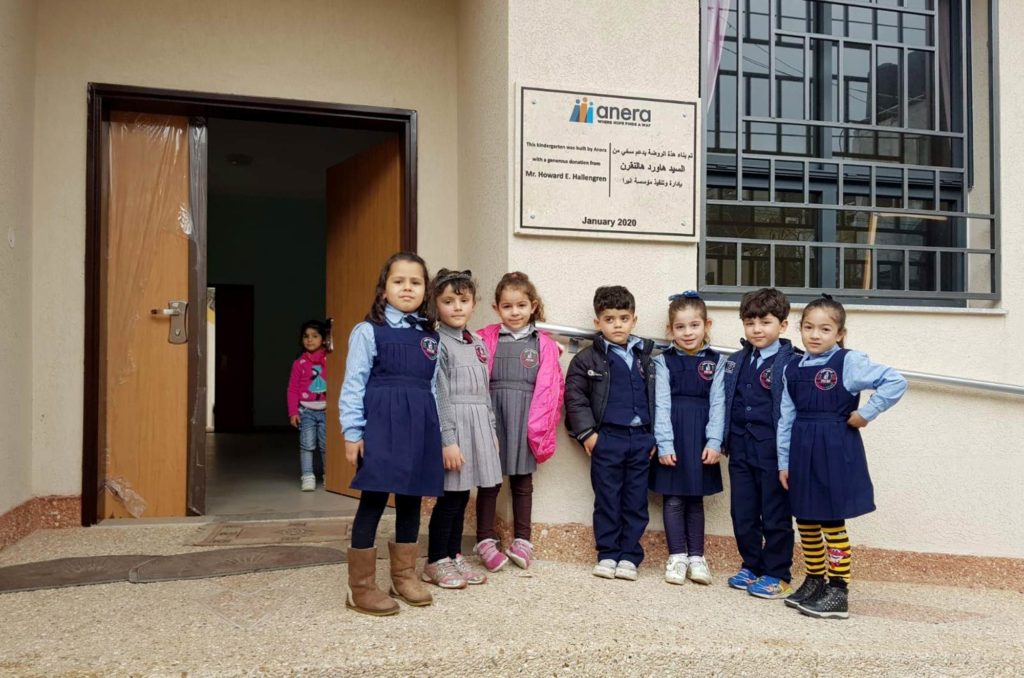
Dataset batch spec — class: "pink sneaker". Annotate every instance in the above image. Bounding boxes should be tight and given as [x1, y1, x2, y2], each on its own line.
[453, 553, 488, 584]
[420, 558, 467, 589]
[473, 538, 509, 572]
[506, 538, 534, 569]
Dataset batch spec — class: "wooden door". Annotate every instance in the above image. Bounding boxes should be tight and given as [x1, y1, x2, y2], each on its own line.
[212, 284, 255, 432]
[324, 136, 403, 497]
[99, 113, 194, 518]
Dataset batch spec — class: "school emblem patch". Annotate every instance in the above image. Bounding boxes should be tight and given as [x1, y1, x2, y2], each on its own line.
[520, 348, 539, 369]
[815, 367, 838, 391]
[475, 344, 489, 364]
[697, 360, 717, 381]
[420, 336, 439, 360]
[759, 366, 773, 389]
[725, 360, 737, 374]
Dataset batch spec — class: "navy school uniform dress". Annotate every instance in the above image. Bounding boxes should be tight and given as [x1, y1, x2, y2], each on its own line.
[783, 349, 873, 520]
[649, 348, 724, 497]
[352, 320, 445, 498]
[593, 344, 658, 566]
[721, 339, 799, 582]
[779, 347, 906, 521]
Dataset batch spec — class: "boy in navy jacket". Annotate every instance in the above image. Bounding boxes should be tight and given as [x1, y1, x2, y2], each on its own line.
[710, 288, 800, 599]
[564, 286, 657, 581]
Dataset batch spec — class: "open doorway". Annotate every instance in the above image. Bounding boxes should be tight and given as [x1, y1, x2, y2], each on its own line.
[83, 85, 417, 524]
[203, 119, 391, 516]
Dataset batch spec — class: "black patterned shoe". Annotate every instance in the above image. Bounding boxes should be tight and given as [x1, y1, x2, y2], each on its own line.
[797, 585, 849, 619]
[784, 575, 827, 609]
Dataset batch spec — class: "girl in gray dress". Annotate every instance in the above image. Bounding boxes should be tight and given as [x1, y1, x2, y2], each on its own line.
[423, 270, 503, 589]
[475, 273, 565, 572]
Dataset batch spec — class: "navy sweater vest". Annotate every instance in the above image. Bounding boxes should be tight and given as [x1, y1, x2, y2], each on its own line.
[729, 353, 777, 441]
[604, 350, 650, 427]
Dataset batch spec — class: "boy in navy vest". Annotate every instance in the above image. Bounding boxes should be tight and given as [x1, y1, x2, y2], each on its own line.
[565, 286, 657, 581]
[713, 288, 799, 599]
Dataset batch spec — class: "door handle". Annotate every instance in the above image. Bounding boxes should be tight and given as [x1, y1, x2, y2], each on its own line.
[151, 300, 188, 344]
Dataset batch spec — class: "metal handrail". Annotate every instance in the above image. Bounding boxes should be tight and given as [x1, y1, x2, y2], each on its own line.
[536, 322, 1024, 397]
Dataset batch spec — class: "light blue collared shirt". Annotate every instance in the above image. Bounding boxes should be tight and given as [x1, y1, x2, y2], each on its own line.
[750, 339, 781, 369]
[606, 335, 645, 426]
[339, 304, 436, 443]
[777, 345, 908, 470]
[653, 344, 727, 457]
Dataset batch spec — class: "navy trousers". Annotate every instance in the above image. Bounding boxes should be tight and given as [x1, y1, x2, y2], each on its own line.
[728, 432, 794, 581]
[590, 425, 656, 566]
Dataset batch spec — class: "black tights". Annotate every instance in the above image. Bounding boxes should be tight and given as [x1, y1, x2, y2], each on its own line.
[427, 490, 470, 563]
[350, 491, 422, 549]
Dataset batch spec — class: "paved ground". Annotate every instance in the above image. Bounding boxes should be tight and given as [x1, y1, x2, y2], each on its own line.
[1, 524, 1022, 677]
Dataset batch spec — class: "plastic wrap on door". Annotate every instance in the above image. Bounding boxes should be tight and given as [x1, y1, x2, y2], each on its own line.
[102, 476, 149, 518]
[103, 112, 192, 518]
[187, 119, 209, 516]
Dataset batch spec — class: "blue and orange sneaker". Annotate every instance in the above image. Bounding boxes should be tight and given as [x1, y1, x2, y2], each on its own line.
[727, 567, 758, 590]
[747, 575, 793, 599]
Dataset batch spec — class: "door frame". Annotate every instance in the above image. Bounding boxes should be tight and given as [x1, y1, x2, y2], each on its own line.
[83, 83, 418, 525]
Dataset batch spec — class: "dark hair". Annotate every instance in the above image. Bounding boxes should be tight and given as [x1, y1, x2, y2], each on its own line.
[801, 294, 848, 348]
[299, 319, 328, 343]
[494, 271, 546, 323]
[593, 285, 635, 315]
[429, 269, 478, 322]
[667, 291, 710, 343]
[365, 251, 430, 324]
[739, 287, 790, 323]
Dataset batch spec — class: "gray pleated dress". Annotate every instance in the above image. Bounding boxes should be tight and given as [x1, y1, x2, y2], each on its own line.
[490, 330, 540, 476]
[437, 325, 503, 492]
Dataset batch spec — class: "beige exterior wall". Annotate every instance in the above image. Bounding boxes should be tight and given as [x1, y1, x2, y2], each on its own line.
[7, 0, 1020, 557]
[29, 0, 459, 496]
[0, 0, 37, 515]
[488, 1, 1022, 558]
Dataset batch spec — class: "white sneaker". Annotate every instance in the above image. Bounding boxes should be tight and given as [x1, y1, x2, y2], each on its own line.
[687, 556, 713, 585]
[614, 560, 638, 581]
[664, 554, 688, 585]
[592, 559, 617, 579]
[300, 474, 315, 491]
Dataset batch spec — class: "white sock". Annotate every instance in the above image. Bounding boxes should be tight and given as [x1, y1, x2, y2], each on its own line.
[689, 555, 704, 562]
[669, 552, 688, 562]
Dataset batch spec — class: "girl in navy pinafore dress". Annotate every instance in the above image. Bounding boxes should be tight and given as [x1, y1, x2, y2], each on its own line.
[777, 295, 906, 619]
[650, 292, 726, 586]
[339, 252, 444, 617]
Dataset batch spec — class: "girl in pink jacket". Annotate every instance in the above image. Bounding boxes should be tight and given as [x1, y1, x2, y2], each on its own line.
[287, 319, 329, 492]
[474, 272, 564, 571]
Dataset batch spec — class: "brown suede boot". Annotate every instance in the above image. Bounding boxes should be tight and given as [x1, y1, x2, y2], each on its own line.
[388, 541, 433, 607]
[346, 547, 399, 616]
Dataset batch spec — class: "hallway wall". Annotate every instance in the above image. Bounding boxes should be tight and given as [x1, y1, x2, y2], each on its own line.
[207, 194, 326, 428]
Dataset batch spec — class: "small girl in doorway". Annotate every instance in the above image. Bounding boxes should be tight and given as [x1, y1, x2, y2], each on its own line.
[778, 295, 906, 619]
[422, 269, 503, 589]
[650, 292, 726, 586]
[339, 251, 443, 616]
[475, 272, 564, 571]
[287, 319, 329, 491]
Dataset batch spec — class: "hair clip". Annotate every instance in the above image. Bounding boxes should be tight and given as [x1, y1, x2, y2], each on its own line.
[437, 269, 473, 285]
[668, 290, 702, 301]
[821, 293, 834, 300]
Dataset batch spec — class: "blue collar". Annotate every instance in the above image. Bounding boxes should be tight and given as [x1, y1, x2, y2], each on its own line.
[800, 343, 841, 364]
[499, 324, 536, 340]
[607, 334, 642, 354]
[753, 339, 781, 359]
[384, 303, 425, 328]
[670, 342, 711, 356]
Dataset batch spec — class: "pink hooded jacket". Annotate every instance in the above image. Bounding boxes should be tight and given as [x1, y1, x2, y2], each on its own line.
[287, 348, 328, 417]
[477, 324, 565, 463]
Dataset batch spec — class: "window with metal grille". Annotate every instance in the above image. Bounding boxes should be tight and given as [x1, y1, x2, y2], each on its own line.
[700, 0, 998, 304]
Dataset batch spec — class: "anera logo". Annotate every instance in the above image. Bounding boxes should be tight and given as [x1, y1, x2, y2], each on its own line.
[569, 97, 595, 123]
